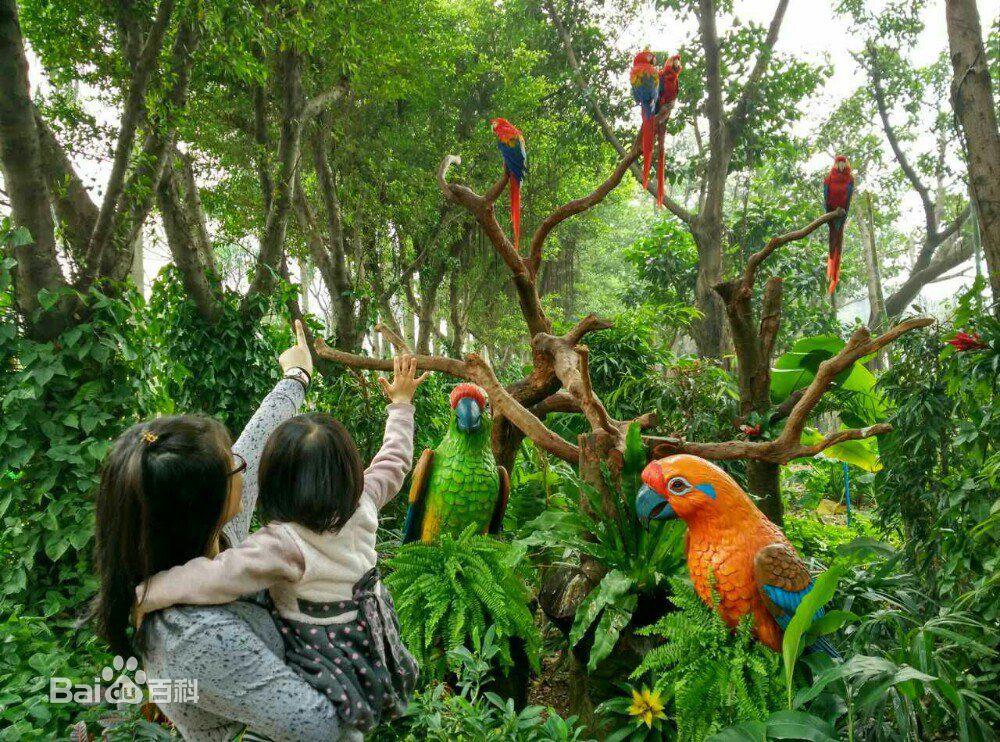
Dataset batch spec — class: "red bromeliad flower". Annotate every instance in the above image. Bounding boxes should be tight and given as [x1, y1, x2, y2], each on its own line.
[739, 423, 762, 437]
[947, 331, 988, 352]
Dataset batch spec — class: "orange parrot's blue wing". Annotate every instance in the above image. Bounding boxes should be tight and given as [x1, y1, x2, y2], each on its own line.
[754, 543, 840, 658]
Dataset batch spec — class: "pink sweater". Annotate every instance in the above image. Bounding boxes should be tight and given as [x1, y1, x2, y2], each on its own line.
[136, 403, 415, 623]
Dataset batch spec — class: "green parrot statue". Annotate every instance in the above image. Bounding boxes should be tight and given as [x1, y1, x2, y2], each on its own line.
[402, 383, 509, 543]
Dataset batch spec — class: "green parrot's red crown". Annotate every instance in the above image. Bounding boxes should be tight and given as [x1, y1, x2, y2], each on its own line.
[450, 383, 486, 411]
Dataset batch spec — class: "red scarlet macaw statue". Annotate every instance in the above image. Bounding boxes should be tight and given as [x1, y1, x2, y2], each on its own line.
[655, 54, 682, 208]
[491, 118, 527, 250]
[824, 155, 854, 295]
[630, 50, 660, 191]
[636, 455, 839, 657]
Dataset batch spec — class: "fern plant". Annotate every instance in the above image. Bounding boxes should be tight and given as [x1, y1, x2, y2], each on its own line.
[518, 426, 686, 669]
[384, 527, 540, 679]
[632, 576, 783, 741]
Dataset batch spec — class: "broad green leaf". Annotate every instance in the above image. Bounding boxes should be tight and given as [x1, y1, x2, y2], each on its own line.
[706, 721, 768, 741]
[806, 609, 858, 638]
[782, 564, 847, 707]
[765, 710, 837, 741]
[799, 428, 882, 471]
[569, 569, 634, 648]
[587, 593, 637, 670]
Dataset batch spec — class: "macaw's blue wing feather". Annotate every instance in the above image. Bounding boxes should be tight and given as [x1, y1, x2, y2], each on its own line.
[497, 141, 526, 183]
[755, 543, 840, 659]
[844, 179, 854, 213]
[631, 72, 659, 112]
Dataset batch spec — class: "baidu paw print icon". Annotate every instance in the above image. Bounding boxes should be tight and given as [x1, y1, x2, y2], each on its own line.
[102, 655, 146, 705]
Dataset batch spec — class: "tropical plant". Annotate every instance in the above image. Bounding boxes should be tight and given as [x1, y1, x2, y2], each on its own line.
[384, 528, 540, 679]
[631, 577, 784, 742]
[373, 627, 591, 742]
[595, 684, 670, 742]
[518, 429, 686, 670]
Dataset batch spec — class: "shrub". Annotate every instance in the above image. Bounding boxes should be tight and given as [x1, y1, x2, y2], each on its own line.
[384, 528, 540, 679]
[631, 577, 784, 741]
[373, 628, 590, 741]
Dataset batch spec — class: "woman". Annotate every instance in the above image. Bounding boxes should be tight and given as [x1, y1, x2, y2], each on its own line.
[93, 321, 354, 741]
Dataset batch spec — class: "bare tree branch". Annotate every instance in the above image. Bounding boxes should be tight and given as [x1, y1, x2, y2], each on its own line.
[314, 338, 580, 463]
[302, 81, 349, 120]
[374, 322, 412, 354]
[528, 104, 674, 277]
[731, 209, 844, 296]
[647, 317, 934, 464]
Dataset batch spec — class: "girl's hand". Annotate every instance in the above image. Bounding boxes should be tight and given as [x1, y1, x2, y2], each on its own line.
[278, 320, 314, 376]
[378, 354, 430, 404]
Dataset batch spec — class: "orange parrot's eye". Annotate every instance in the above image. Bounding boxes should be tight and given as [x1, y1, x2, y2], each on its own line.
[667, 476, 692, 495]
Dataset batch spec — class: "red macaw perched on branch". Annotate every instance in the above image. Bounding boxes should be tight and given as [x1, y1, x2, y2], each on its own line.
[824, 155, 854, 295]
[630, 50, 660, 191]
[636, 455, 839, 657]
[655, 54, 682, 208]
[491, 117, 527, 250]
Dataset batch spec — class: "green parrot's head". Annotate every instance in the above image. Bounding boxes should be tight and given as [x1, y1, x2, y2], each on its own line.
[450, 383, 488, 434]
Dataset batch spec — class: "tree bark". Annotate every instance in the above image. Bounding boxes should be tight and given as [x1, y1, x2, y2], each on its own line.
[157, 155, 220, 322]
[858, 193, 887, 332]
[0, 0, 73, 339]
[83, 0, 175, 279]
[945, 0, 1000, 304]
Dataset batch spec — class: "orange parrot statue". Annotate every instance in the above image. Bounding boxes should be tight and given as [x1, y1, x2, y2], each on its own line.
[636, 455, 839, 656]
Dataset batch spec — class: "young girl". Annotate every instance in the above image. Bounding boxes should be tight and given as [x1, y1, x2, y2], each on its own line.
[135, 355, 429, 734]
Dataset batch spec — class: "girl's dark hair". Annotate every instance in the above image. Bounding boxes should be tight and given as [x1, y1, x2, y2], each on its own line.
[258, 413, 364, 533]
[94, 415, 232, 657]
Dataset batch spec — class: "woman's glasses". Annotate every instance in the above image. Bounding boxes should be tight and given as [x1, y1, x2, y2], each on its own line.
[229, 453, 247, 478]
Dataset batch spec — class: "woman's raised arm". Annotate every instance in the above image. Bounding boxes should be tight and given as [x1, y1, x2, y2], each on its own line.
[224, 321, 313, 545]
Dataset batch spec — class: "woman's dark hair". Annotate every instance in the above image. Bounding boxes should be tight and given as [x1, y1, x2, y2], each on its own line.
[258, 413, 364, 533]
[93, 415, 232, 657]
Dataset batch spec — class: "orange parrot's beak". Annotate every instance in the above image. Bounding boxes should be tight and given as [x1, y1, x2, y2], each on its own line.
[636, 484, 675, 528]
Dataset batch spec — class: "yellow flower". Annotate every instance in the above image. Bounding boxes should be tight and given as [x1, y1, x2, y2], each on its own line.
[627, 686, 666, 728]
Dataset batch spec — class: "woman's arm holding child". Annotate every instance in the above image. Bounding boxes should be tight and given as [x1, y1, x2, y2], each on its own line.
[365, 355, 429, 510]
[135, 524, 305, 616]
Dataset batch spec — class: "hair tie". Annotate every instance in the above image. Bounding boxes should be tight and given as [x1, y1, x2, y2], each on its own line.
[142, 431, 158, 445]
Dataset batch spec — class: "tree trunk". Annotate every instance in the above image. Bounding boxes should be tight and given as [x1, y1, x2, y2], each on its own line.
[858, 193, 886, 333]
[691, 229, 728, 359]
[0, 0, 73, 339]
[130, 232, 144, 290]
[945, 0, 1000, 305]
[749, 460, 782, 526]
[300, 257, 313, 313]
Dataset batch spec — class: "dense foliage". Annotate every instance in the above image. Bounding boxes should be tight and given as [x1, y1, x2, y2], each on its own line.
[1, 0, 999, 739]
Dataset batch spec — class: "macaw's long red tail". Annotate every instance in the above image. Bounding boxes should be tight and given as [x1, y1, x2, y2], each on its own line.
[642, 115, 654, 190]
[510, 177, 521, 250]
[827, 223, 844, 295]
[656, 125, 666, 208]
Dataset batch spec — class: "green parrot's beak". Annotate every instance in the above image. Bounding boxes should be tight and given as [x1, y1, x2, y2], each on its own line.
[455, 396, 482, 432]
[636, 484, 674, 528]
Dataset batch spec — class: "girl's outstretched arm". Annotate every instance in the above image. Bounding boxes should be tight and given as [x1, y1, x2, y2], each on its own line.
[364, 402, 416, 510]
[365, 354, 428, 509]
[135, 524, 305, 616]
